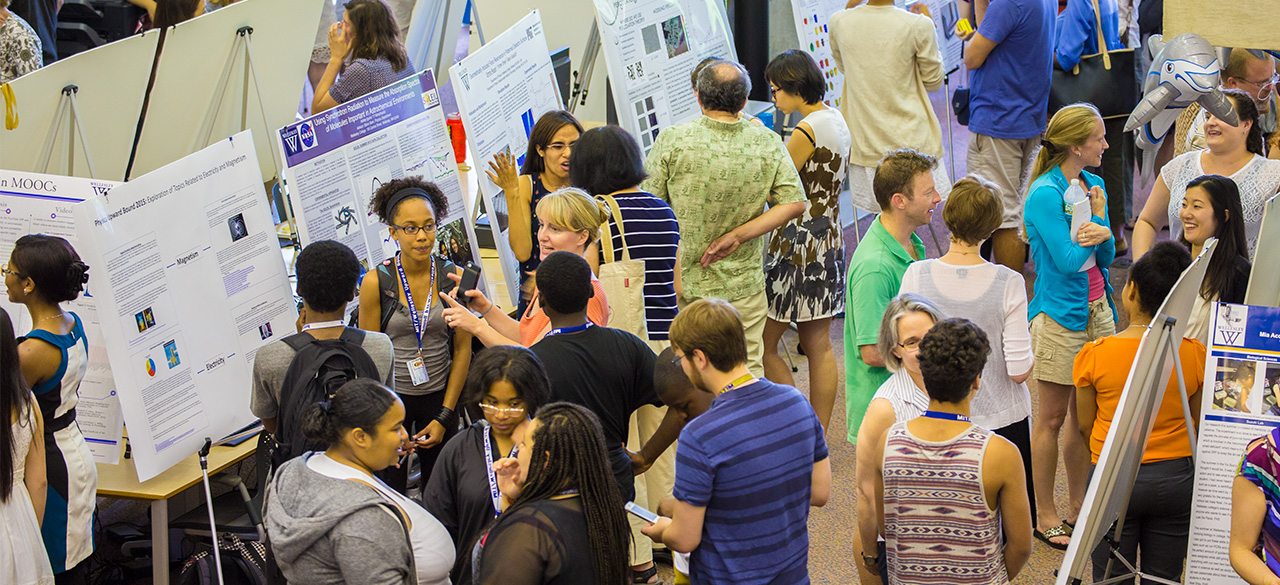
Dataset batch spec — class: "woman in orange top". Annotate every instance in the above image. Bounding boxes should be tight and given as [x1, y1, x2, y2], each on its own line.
[1075, 241, 1205, 584]
[441, 188, 609, 347]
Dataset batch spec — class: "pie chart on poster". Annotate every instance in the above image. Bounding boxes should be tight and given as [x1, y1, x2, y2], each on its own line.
[145, 358, 156, 377]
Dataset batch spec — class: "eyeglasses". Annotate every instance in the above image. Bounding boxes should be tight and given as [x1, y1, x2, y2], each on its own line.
[769, 86, 779, 97]
[392, 223, 437, 235]
[544, 141, 576, 154]
[897, 339, 921, 352]
[1234, 75, 1280, 99]
[478, 403, 527, 417]
[671, 353, 684, 366]
[1, 264, 23, 279]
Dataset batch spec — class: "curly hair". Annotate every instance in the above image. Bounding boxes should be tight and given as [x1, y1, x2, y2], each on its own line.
[368, 176, 448, 225]
[296, 240, 362, 313]
[917, 318, 990, 404]
[10, 235, 89, 304]
[535, 251, 594, 315]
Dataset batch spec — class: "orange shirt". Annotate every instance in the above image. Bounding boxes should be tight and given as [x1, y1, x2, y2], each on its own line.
[1074, 335, 1206, 464]
[519, 278, 610, 347]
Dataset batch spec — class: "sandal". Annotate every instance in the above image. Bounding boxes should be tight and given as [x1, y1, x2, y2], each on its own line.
[1035, 523, 1071, 550]
[632, 565, 662, 584]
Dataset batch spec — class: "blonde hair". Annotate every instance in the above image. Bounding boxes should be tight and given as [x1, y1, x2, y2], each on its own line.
[943, 175, 1002, 245]
[1031, 103, 1102, 181]
[535, 187, 607, 247]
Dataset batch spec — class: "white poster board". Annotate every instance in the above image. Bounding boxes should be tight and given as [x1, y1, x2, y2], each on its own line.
[129, 0, 326, 181]
[791, 0, 846, 106]
[593, 0, 737, 154]
[0, 30, 160, 181]
[1184, 303, 1280, 585]
[449, 11, 563, 305]
[278, 69, 483, 291]
[0, 171, 125, 464]
[899, 0, 964, 73]
[74, 131, 296, 481]
[1245, 194, 1279, 307]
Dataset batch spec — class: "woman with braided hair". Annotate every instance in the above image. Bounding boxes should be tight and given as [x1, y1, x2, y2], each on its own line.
[475, 401, 631, 585]
[5, 234, 97, 582]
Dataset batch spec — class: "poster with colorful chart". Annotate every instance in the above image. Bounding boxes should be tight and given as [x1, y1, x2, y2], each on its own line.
[791, 0, 846, 106]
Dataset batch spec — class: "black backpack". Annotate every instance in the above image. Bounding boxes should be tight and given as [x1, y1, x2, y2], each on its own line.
[177, 533, 268, 585]
[271, 328, 381, 468]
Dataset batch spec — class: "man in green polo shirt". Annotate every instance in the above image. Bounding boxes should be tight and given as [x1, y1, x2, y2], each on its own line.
[844, 149, 941, 443]
[643, 59, 805, 377]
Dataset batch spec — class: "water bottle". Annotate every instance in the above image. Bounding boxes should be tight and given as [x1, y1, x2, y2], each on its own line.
[1063, 179, 1087, 206]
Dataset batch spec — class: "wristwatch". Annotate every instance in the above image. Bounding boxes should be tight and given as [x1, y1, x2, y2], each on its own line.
[861, 551, 881, 575]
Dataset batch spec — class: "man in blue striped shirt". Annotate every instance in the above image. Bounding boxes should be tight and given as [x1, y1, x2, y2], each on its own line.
[642, 299, 831, 585]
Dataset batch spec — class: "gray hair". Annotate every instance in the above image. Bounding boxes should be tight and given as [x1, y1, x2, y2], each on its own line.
[878, 293, 947, 372]
[696, 60, 751, 114]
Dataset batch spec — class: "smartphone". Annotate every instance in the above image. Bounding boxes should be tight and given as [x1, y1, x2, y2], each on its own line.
[457, 262, 481, 305]
[625, 501, 660, 523]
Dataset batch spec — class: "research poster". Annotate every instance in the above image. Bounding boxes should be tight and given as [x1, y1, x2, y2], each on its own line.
[791, 0, 846, 106]
[899, 0, 964, 73]
[279, 69, 482, 296]
[0, 171, 124, 464]
[75, 132, 296, 481]
[450, 10, 563, 305]
[593, 0, 736, 154]
[1185, 303, 1280, 585]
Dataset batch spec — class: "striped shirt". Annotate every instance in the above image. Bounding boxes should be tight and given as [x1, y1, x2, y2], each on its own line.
[674, 379, 827, 585]
[872, 368, 930, 423]
[603, 191, 679, 340]
[883, 423, 1006, 585]
[1239, 427, 1280, 578]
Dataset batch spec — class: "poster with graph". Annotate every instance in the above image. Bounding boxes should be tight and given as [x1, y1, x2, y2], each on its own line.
[791, 0, 846, 106]
[592, 0, 736, 155]
[278, 69, 481, 295]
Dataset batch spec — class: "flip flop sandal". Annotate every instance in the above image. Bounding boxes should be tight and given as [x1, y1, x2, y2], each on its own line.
[633, 565, 663, 584]
[1035, 523, 1071, 550]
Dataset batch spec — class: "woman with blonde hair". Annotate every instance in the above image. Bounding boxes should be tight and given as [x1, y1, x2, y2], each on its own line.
[1023, 102, 1117, 550]
[442, 187, 611, 347]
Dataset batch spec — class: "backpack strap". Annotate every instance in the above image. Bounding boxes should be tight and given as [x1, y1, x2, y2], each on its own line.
[377, 258, 399, 333]
[337, 327, 367, 345]
[282, 332, 315, 352]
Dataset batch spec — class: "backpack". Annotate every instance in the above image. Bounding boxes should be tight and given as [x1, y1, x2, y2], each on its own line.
[271, 328, 381, 468]
[348, 255, 458, 333]
[177, 533, 268, 585]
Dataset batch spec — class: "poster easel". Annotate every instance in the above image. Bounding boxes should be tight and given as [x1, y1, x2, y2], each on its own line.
[35, 85, 99, 179]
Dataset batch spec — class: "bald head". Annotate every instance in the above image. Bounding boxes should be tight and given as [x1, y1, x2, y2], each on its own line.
[696, 60, 751, 115]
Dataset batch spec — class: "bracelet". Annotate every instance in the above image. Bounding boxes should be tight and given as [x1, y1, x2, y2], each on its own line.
[435, 406, 456, 427]
[477, 304, 494, 319]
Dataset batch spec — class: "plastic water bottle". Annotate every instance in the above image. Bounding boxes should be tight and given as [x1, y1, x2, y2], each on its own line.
[1063, 179, 1088, 206]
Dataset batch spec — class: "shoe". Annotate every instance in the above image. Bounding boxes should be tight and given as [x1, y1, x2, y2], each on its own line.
[1034, 523, 1071, 551]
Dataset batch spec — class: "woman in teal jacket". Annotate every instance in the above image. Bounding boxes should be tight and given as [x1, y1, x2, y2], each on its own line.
[1024, 102, 1117, 550]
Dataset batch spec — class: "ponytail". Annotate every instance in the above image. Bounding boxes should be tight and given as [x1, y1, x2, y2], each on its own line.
[300, 379, 397, 448]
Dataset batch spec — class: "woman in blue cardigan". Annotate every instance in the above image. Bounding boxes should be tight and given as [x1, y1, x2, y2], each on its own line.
[1024, 102, 1116, 550]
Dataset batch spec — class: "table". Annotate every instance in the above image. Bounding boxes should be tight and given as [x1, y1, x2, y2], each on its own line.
[97, 436, 259, 585]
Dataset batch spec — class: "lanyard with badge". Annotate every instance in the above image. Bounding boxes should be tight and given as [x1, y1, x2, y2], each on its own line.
[395, 253, 435, 386]
[921, 411, 972, 422]
[719, 374, 756, 395]
[546, 322, 592, 336]
[481, 420, 519, 517]
[300, 320, 346, 332]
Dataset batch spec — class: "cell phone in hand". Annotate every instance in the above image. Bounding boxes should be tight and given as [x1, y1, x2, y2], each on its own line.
[457, 262, 481, 305]
[625, 501, 660, 523]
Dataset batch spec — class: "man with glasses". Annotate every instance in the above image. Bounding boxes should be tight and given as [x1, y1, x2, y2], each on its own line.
[643, 58, 805, 378]
[1174, 49, 1280, 157]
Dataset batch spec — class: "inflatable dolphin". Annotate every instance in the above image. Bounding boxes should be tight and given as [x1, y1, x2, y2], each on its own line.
[1125, 33, 1239, 151]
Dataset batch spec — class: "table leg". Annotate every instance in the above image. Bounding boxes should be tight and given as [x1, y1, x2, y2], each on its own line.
[152, 499, 169, 585]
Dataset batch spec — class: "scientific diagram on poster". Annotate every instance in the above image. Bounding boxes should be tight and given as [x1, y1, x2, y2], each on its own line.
[791, 0, 846, 106]
[278, 69, 483, 308]
[592, 0, 736, 154]
[0, 171, 124, 464]
[450, 11, 564, 305]
[75, 132, 296, 481]
[898, 0, 964, 73]
[1185, 303, 1280, 585]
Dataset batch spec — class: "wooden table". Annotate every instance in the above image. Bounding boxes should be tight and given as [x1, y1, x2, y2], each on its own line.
[96, 436, 259, 585]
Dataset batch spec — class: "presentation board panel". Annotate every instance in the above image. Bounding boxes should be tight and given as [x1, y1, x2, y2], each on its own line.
[129, 0, 325, 181]
[0, 170, 124, 463]
[1164, 0, 1280, 51]
[75, 131, 295, 481]
[278, 69, 484, 295]
[1184, 303, 1280, 585]
[593, 0, 737, 155]
[0, 30, 159, 181]
[450, 11, 562, 305]
[791, 0, 846, 106]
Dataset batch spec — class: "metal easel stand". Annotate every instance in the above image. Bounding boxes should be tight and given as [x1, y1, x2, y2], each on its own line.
[568, 21, 601, 115]
[1085, 315, 1195, 585]
[36, 85, 99, 179]
[198, 438, 227, 585]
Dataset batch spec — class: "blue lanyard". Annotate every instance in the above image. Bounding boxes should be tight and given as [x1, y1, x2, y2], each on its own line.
[922, 410, 971, 423]
[547, 322, 592, 336]
[481, 421, 518, 517]
[394, 254, 435, 355]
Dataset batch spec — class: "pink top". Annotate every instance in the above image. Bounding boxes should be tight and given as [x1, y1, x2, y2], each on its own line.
[1087, 265, 1105, 302]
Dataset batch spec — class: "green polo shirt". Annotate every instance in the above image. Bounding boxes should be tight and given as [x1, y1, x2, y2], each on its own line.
[642, 115, 804, 301]
[843, 215, 925, 444]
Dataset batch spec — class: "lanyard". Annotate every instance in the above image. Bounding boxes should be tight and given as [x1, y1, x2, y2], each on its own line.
[921, 410, 972, 423]
[300, 320, 345, 332]
[395, 254, 435, 356]
[547, 322, 592, 336]
[719, 374, 756, 395]
[482, 421, 519, 517]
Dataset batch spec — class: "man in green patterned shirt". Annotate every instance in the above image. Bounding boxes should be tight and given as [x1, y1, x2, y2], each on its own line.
[643, 60, 805, 377]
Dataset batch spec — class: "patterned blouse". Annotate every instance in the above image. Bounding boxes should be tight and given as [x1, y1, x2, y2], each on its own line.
[1239, 427, 1280, 579]
[0, 12, 42, 84]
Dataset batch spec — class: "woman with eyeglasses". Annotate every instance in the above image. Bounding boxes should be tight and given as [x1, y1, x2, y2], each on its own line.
[486, 110, 585, 317]
[359, 177, 473, 494]
[423, 346, 550, 585]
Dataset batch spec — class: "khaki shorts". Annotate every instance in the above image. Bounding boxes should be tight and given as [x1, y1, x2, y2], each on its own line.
[1031, 298, 1116, 386]
[966, 133, 1041, 229]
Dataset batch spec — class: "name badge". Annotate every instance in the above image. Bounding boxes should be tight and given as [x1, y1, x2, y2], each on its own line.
[408, 357, 429, 386]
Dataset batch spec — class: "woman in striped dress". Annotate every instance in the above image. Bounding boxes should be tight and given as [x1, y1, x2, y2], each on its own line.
[4, 235, 96, 581]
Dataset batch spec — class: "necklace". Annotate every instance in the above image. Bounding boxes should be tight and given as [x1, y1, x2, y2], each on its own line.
[34, 312, 66, 326]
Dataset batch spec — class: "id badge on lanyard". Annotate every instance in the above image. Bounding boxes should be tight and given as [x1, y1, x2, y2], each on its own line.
[396, 255, 435, 386]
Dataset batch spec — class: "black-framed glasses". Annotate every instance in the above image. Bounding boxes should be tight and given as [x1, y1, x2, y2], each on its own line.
[1, 264, 23, 279]
[897, 339, 921, 352]
[392, 223, 437, 235]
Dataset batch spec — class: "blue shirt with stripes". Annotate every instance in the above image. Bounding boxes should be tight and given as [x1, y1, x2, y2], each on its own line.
[673, 378, 828, 585]
[603, 190, 680, 340]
